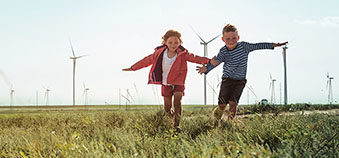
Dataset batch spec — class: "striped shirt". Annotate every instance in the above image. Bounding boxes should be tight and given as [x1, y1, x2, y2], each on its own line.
[205, 41, 274, 80]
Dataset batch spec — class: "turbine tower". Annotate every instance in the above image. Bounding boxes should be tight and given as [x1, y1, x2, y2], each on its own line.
[269, 73, 276, 104]
[191, 27, 220, 105]
[326, 73, 334, 104]
[282, 46, 288, 105]
[83, 82, 89, 105]
[69, 39, 87, 106]
[10, 85, 15, 106]
[44, 87, 50, 106]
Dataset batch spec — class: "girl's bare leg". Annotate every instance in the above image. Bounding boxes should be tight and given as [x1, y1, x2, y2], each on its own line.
[173, 92, 183, 128]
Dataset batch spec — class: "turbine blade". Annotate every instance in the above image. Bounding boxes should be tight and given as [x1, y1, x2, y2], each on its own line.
[69, 38, 76, 57]
[206, 34, 221, 44]
[189, 25, 206, 43]
[270, 73, 272, 80]
[121, 95, 130, 102]
[127, 90, 135, 103]
[0, 70, 12, 88]
[76, 55, 88, 59]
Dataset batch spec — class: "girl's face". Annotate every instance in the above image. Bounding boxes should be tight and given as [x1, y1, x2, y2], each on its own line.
[165, 36, 181, 52]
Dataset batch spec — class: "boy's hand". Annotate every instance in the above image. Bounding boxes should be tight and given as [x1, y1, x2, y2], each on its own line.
[273, 41, 288, 47]
[122, 67, 133, 71]
[210, 56, 220, 66]
[196, 65, 207, 74]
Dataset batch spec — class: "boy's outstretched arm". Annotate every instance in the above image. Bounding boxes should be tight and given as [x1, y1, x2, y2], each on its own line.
[273, 41, 288, 47]
[196, 56, 221, 74]
[210, 56, 220, 66]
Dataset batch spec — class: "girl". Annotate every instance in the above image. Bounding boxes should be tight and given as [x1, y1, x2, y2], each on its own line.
[122, 30, 211, 131]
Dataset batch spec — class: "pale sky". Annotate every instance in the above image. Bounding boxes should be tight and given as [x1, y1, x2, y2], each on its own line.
[1, 0, 338, 106]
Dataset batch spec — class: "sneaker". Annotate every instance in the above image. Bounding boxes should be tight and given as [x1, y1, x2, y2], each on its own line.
[213, 106, 224, 120]
[213, 119, 219, 128]
[174, 126, 181, 133]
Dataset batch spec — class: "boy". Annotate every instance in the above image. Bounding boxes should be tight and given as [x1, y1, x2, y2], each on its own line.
[196, 24, 287, 122]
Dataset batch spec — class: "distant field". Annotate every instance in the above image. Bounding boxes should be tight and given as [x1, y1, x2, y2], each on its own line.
[0, 103, 338, 114]
[0, 105, 213, 114]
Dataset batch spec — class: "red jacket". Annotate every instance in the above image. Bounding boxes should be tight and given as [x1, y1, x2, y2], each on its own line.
[131, 45, 210, 86]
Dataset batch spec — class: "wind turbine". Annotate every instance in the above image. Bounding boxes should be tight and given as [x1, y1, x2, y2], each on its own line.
[206, 75, 221, 106]
[191, 26, 221, 105]
[69, 39, 87, 106]
[83, 82, 89, 105]
[119, 88, 121, 108]
[121, 94, 131, 110]
[44, 87, 50, 106]
[269, 73, 276, 105]
[0, 70, 14, 106]
[133, 83, 140, 103]
[10, 85, 15, 106]
[326, 73, 334, 104]
[246, 85, 258, 105]
[282, 46, 288, 105]
[126, 89, 135, 104]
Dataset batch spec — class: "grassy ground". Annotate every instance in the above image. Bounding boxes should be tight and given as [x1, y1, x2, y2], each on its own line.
[0, 105, 338, 157]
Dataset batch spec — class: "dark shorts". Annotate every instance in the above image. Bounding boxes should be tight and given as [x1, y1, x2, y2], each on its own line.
[218, 78, 247, 105]
[161, 85, 185, 97]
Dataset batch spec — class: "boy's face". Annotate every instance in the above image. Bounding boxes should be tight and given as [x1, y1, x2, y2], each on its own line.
[165, 36, 181, 52]
[222, 31, 239, 50]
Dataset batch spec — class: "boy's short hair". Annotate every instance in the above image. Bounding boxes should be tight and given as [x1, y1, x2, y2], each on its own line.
[222, 24, 238, 34]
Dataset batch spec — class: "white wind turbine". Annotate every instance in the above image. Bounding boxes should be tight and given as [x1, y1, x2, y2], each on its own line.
[83, 82, 89, 105]
[121, 93, 131, 110]
[44, 87, 50, 106]
[246, 85, 258, 105]
[206, 75, 221, 106]
[126, 89, 135, 104]
[191, 26, 221, 105]
[326, 73, 334, 105]
[69, 39, 87, 106]
[269, 73, 276, 105]
[10, 85, 15, 106]
[0, 70, 14, 106]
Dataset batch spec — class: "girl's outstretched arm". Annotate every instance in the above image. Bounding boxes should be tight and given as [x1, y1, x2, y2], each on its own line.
[122, 54, 155, 71]
[122, 68, 133, 71]
[184, 51, 210, 65]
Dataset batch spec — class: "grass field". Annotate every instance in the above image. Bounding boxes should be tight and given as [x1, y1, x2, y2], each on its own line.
[0, 104, 338, 157]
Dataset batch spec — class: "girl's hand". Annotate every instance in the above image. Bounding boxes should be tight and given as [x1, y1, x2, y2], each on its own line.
[122, 67, 133, 71]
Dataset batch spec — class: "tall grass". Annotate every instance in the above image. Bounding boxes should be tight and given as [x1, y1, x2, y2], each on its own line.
[0, 109, 338, 157]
